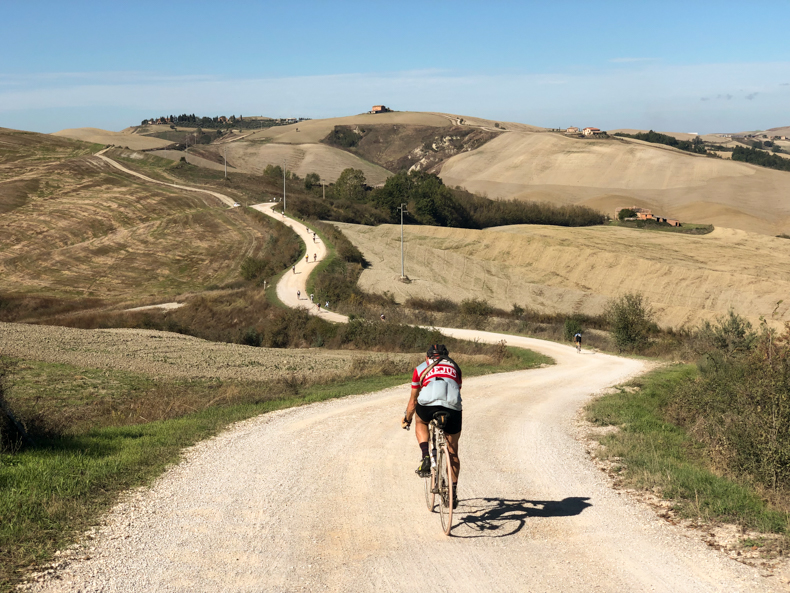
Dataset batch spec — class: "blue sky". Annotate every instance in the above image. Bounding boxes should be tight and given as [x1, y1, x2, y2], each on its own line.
[2, 0, 789, 133]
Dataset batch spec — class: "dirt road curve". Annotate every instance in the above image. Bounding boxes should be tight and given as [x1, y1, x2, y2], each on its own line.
[95, 149, 236, 207]
[29, 157, 782, 592]
[252, 203, 347, 323]
[26, 336, 781, 592]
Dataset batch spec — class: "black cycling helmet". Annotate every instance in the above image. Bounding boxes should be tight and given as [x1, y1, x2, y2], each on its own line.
[427, 344, 449, 359]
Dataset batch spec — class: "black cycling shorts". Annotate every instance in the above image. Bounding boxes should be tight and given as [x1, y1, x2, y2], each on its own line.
[415, 403, 462, 435]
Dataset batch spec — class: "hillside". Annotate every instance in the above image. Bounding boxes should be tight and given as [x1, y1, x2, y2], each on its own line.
[53, 127, 172, 150]
[439, 131, 790, 235]
[335, 221, 790, 329]
[0, 128, 291, 307]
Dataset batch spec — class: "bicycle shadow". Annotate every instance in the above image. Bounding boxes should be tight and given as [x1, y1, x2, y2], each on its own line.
[452, 496, 592, 538]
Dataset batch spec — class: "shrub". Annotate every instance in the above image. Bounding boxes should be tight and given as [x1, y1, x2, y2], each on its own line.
[605, 292, 655, 352]
[563, 318, 583, 341]
[618, 208, 636, 220]
[304, 172, 320, 190]
[459, 298, 494, 317]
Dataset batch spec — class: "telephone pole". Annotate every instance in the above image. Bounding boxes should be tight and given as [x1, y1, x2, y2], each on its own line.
[397, 203, 409, 281]
[223, 147, 227, 179]
[282, 158, 286, 213]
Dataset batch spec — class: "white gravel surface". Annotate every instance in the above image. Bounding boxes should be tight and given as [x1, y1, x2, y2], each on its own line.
[21, 335, 784, 592]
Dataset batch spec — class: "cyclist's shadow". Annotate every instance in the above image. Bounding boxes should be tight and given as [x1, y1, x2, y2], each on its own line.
[453, 496, 592, 538]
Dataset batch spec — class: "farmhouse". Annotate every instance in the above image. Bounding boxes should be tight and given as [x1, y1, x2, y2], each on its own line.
[583, 127, 605, 136]
[218, 116, 228, 124]
[615, 206, 681, 227]
[566, 126, 579, 134]
[371, 105, 391, 114]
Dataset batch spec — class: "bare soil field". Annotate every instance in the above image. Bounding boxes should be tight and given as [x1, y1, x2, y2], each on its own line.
[53, 128, 172, 150]
[218, 142, 391, 185]
[335, 221, 790, 329]
[0, 322, 413, 382]
[439, 131, 790, 235]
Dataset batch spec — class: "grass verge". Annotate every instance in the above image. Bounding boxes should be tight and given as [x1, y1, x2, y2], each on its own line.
[0, 347, 547, 591]
[586, 364, 789, 543]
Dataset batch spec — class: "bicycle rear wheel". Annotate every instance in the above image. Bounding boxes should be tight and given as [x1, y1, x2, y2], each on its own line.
[437, 443, 454, 535]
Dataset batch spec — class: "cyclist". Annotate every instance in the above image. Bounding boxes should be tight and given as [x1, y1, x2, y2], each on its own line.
[574, 331, 582, 353]
[402, 344, 462, 508]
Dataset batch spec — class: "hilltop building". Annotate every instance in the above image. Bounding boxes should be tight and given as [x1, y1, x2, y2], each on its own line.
[615, 206, 680, 227]
[371, 105, 391, 114]
[583, 127, 605, 136]
[566, 126, 579, 134]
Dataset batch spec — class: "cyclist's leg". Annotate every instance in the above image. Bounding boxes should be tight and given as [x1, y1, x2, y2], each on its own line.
[445, 432, 460, 484]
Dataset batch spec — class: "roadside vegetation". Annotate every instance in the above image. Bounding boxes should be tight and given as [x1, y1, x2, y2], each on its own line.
[614, 130, 711, 154]
[586, 313, 790, 555]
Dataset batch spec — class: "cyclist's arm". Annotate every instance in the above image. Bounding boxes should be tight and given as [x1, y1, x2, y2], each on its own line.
[405, 386, 419, 423]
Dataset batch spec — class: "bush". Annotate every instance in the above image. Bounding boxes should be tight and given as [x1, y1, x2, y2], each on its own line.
[304, 172, 320, 190]
[459, 298, 494, 317]
[563, 318, 583, 341]
[671, 322, 790, 491]
[618, 208, 636, 220]
[605, 292, 655, 352]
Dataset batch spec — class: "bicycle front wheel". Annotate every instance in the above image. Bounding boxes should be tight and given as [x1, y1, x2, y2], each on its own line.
[437, 443, 454, 535]
[424, 465, 435, 511]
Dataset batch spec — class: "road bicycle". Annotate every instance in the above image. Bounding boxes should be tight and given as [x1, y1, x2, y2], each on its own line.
[424, 411, 454, 535]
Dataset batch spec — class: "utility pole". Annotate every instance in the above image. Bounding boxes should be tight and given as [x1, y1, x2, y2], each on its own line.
[397, 203, 409, 281]
[223, 147, 227, 179]
[282, 158, 286, 213]
[322, 181, 325, 200]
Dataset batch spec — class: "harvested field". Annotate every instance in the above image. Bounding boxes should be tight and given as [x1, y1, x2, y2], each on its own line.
[53, 128, 172, 150]
[439, 131, 790, 235]
[335, 221, 790, 329]
[0, 322, 414, 382]
[243, 111, 451, 144]
[219, 142, 391, 185]
[0, 130, 283, 302]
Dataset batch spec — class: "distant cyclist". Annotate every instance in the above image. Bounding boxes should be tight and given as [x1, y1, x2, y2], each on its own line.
[574, 332, 582, 353]
[402, 344, 462, 508]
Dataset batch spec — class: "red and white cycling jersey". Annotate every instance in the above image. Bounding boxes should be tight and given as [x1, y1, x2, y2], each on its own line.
[411, 359, 462, 389]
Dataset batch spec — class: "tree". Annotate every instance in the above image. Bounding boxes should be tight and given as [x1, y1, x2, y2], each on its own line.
[618, 208, 637, 220]
[263, 164, 283, 179]
[605, 292, 655, 352]
[334, 168, 367, 201]
[304, 172, 320, 190]
[140, 119, 147, 126]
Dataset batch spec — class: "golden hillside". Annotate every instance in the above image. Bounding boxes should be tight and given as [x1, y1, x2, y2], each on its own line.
[336, 221, 790, 329]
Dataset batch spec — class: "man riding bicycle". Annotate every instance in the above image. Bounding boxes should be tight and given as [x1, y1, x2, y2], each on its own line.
[402, 344, 462, 508]
[574, 331, 582, 352]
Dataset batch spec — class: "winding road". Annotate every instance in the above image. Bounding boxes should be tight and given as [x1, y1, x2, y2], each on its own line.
[29, 154, 785, 592]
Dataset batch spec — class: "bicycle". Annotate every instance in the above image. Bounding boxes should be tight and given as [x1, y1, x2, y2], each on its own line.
[423, 411, 455, 535]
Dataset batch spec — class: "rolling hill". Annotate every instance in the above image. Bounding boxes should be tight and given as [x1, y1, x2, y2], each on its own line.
[335, 221, 790, 330]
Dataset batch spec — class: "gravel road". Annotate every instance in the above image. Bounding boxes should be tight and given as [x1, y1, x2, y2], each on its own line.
[18, 155, 785, 592]
[21, 336, 783, 592]
[252, 203, 347, 323]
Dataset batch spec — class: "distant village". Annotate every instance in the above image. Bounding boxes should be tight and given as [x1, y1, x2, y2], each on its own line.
[564, 126, 607, 137]
[141, 114, 311, 127]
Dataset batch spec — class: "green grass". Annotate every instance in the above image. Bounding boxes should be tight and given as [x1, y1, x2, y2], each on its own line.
[586, 364, 789, 536]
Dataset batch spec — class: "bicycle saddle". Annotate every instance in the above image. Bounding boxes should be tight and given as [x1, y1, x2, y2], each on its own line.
[432, 411, 449, 428]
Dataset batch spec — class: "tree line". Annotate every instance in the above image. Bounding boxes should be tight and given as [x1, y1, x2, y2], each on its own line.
[732, 145, 790, 172]
[279, 168, 606, 229]
[614, 130, 709, 154]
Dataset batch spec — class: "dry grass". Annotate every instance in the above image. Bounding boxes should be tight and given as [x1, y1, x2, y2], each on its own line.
[439, 131, 790, 235]
[52, 128, 172, 150]
[0, 132, 284, 303]
[335, 221, 790, 329]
